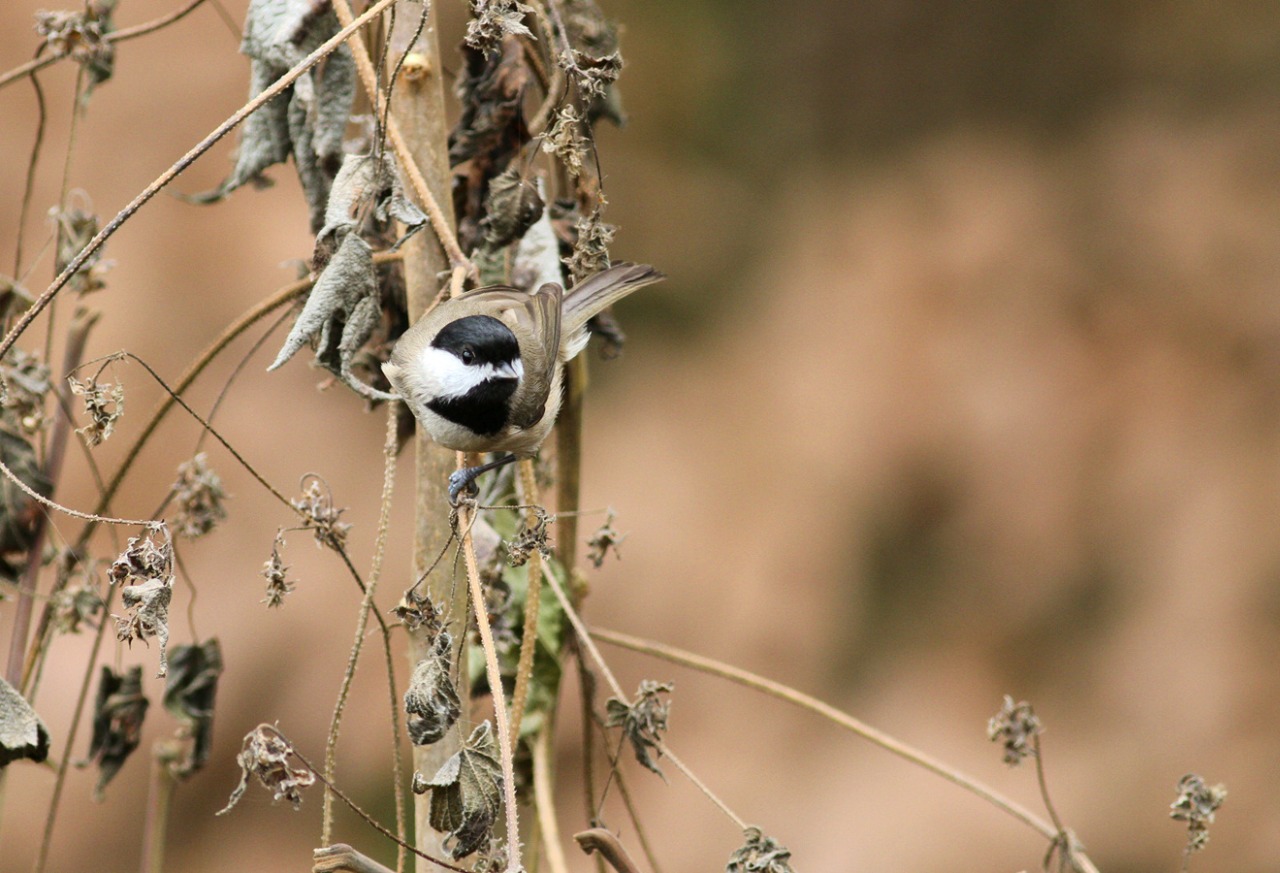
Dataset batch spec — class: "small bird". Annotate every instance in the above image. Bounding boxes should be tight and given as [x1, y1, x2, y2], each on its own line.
[383, 262, 664, 502]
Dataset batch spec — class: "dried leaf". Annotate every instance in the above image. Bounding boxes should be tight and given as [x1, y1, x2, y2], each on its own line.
[560, 0, 626, 126]
[0, 427, 52, 564]
[81, 665, 148, 800]
[585, 510, 625, 567]
[1, 347, 51, 435]
[110, 527, 175, 677]
[218, 725, 315, 814]
[405, 632, 462, 746]
[172, 453, 228, 539]
[68, 373, 124, 447]
[163, 639, 223, 778]
[260, 529, 295, 607]
[605, 680, 672, 777]
[987, 694, 1041, 766]
[1171, 773, 1227, 853]
[393, 588, 444, 635]
[0, 676, 50, 767]
[269, 233, 379, 383]
[198, 0, 356, 232]
[504, 506, 552, 567]
[422, 721, 503, 858]
[50, 553, 104, 634]
[726, 827, 795, 873]
[464, 0, 534, 54]
[314, 152, 426, 264]
[51, 199, 112, 295]
[558, 48, 621, 101]
[478, 165, 545, 251]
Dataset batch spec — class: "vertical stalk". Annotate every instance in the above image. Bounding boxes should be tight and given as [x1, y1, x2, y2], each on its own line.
[386, 8, 466, 868]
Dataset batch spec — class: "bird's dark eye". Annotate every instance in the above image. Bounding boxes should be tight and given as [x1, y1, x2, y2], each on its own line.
[461, 346, 475, 364]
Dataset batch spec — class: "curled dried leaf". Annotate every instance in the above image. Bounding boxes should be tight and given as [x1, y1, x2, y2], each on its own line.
[34, 0, 116, 93]
[505, 506, 552, 567]
[464, 0, 534, 54]
[109, 527, 175, 677]
[218, 725, 315, 814]
[726, 827, 795, 873]
[163, 639, 224, 779]
[50, 554, 104, 634]
[68, 373, 124, 447]
[422, 721, 503, 858]
[479, 165, 545, 251]
[0, 676, 50, 767]
[81, 665, 148, 801]
[52, 198, 112, 295]
[393, 588, 445, 635]
[558, 48, 621, 101]
[405, 632, 462, 746]
[0, 427, 52, 568]
[987, 694, 1041, 766]
[1171, 773, 1227, 853]
[1, 348, 51, 435]
[585, 510, 625, 568]
[563, 205, 615, 283]
[605, 680, 672, 777]
[172, 453, 229, 539]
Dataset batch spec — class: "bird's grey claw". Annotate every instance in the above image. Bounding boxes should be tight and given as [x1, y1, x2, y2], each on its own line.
[448, 469, 479, 506]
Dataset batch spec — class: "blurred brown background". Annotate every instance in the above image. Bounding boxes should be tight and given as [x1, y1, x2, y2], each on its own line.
[2, 1, 1279, 871]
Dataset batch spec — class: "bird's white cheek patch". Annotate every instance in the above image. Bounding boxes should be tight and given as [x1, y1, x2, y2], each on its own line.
[418, 347, 522, 398]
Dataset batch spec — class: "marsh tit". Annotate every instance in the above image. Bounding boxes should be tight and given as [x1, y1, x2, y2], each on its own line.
[383, 262, 664, 502]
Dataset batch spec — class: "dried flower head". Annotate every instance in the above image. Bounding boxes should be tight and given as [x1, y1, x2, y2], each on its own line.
[564, 205, 616, 283]
[585, 510, 625, 568]
[291, 476, 351, 551]
[558, 48, 622, 101]
[68, 372, 124, 447]
[260, 530, 295, 608]
[34, 0, 116, 89]
[1171, 773, 1227, 854]
[542, 105, 590, 178]
[218, 725, 315, 815]
[988, 694, 1041, 766]
[727, 827, 795, 873]
[505, 506, 552, 567]
[606, 680, 673, 778]
[172, 453, 228, 539]
[465, 0, 533, 54]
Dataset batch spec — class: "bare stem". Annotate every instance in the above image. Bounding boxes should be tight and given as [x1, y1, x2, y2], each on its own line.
[508, 460, 544, 743]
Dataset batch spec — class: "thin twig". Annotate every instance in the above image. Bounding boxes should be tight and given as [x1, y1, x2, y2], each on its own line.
[322, 403, 401, 846]
[508, 460, 544, 743]
[328, 0, 473, 275]
[0, 0, 212, 91]
[457, 505, 524, 872]
[591, 626, 1103, 873]
[0, 0, 402, 365]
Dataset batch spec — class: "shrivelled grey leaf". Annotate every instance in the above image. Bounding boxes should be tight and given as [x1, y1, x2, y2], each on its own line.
[110, 527, 175, 677]
[405, 631, 461, 746]
[81, 665, 148, 800]
[479, 164, 544, 251]
[197, 0, 355, 232]
[0, 427, 52, 564]
[269, 233, 377, 373]
[0, 676, 50, 767]
[163, 639, 224, 778]
[218, 725, 314, 814]
[726, 827, 795, 873]
[605, 680, 672, 778]
[465, 0, 534, 54]
[423, 721, 503, 859]
[316, 153, 426, 262]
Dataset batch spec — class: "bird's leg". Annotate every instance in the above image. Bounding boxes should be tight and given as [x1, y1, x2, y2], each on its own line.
[448, 453, 519, 505]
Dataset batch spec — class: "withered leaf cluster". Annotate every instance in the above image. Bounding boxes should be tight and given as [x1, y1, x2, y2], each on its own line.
[50, 552, 104, 634]
[1171, 773, 1227, 853]
[585, 510, 625, 567]
[0, 676, 49, 767]
[203, 0, 356, 232]
[1, 348, 51, 435]
[605, 680, 673, 777]
[110, 527, 174, 677]
[987, 694, 1041, 766]
[464, 0, 534, 54]
[68, 372, 124, 447]
[417, 721, 504, 859]
[504, 506, 552, 567]
[726, 827, 796, 873]
[81, 665, 148, 800]
[172, 453, 228, 540]
[52, 200, 111, 295]
[163, 639, 224, 779]
[219, 725, 315, 814]
[270, 152, 424, 395]
[559, 0, 627, 126]
[405, 631, 462, 746]
[0, 427, 52, 580]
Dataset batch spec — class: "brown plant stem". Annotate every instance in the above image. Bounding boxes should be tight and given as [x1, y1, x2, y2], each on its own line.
[508, 459, 543, 744]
